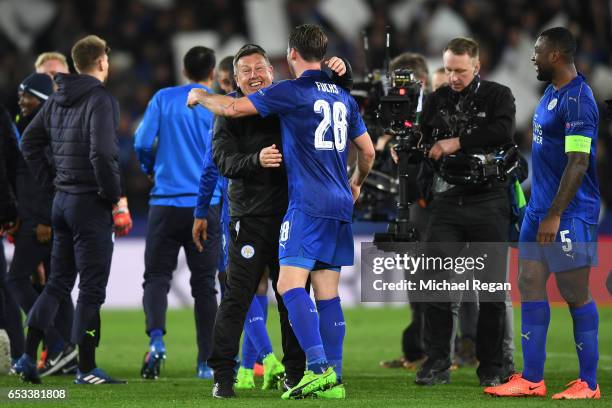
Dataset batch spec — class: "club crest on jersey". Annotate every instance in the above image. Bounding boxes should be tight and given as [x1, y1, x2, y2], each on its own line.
[241, 244, 255, 259]
[547, 98, 558, 110]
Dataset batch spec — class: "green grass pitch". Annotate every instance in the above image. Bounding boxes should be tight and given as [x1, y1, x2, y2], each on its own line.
[0, 306, 609, 407]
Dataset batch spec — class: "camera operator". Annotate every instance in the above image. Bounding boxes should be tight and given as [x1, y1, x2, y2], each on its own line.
[415, 37, 516, 387]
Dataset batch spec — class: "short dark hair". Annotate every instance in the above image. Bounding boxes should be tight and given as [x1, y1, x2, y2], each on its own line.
[71, 35, 109, 73]
[444, 37, 479, 59]
[218, 56, 234, 73]
[288, 24, 327, 62]
[390, 52, 429, 80]
[232, 44, 270, 73]
[538, 27, 576, 63]
[184, 46, 215, 82]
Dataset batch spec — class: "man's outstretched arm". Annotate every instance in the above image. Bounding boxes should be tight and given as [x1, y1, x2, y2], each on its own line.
[187, 89, 258, 118]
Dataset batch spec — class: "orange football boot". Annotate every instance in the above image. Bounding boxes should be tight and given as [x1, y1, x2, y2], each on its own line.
[253, 362, 264, 377]
[552, 379, 600, 400]
[37, 348, 48, 370]
[484, 373, 547, 397]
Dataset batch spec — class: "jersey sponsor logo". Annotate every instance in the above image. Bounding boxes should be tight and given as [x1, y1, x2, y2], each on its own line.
[241, 244, 255, 259]
[547, 98, 558, 110]
[565, 120, 584, 129]
[533, 120, 543, 145]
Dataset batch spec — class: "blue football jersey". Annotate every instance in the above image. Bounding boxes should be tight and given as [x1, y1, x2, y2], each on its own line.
[528, 73, 600, 224]
[248, 70, 367, 222]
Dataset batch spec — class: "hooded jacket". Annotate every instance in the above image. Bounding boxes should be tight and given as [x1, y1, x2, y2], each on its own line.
[21, 73, 121, 204]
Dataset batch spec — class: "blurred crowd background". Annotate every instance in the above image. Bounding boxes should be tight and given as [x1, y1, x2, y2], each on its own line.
[0, 0, 610, 231]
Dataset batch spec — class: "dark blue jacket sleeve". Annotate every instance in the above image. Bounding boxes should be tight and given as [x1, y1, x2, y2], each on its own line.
[89, 92, 121, 204]
[194, 132, 220, 219]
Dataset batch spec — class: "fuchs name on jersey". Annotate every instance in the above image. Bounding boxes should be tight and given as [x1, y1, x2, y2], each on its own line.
[315, 81, 339, 94]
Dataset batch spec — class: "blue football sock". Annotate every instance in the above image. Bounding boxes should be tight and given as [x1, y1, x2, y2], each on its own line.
[241, 337, 257, 369]
[243, 296, 273, 361]
[316, 297, 345, 382]
[256, 295, 269, 321]
[570, 301, 599, 390]
[282, 288, 327, 373]
[255, 294, 269, 362]
[521, 301, 550, 383]
[149, 329, 164, 345]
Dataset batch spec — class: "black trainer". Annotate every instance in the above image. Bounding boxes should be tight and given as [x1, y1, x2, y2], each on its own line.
[60, 356, 78, 375]
[212, 379, 236, 398]
[39, 344, 78, 377]
[501, 359, 516, 383]
[414, 359, 450, 385]
[479, 374, 502, 387]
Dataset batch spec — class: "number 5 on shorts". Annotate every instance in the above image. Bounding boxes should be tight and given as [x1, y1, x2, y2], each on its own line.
[560, 229, 572, 252]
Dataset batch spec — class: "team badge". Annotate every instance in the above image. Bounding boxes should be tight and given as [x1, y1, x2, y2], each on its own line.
[547, 98, 558, 110]
[241, 244, 255, 259]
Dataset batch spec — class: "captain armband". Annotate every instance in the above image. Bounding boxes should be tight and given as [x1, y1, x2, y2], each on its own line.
[564, 135, 591, 153]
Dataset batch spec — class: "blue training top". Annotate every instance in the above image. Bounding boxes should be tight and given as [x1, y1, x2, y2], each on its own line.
[134, 83, 221, 207]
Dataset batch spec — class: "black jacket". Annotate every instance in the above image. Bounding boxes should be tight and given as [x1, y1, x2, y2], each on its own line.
[21, 74, 121, 204]
[0, 104, 18, 223]
[15, 106, 53, 225]
[421, 78, 516, 197]
[212, 91, 288, 217]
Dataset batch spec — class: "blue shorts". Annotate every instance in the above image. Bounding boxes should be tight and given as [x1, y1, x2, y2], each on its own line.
[278, 208, 354, 270]
[218, 220, 229, 273]
[518, 210, 598, 273]
[279, 256, 341, 272]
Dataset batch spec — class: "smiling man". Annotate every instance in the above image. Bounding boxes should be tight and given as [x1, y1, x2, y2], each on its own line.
[192, 40, 360, 399]
[485, 26, 601, 400]
[193, 44, 288, 393]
